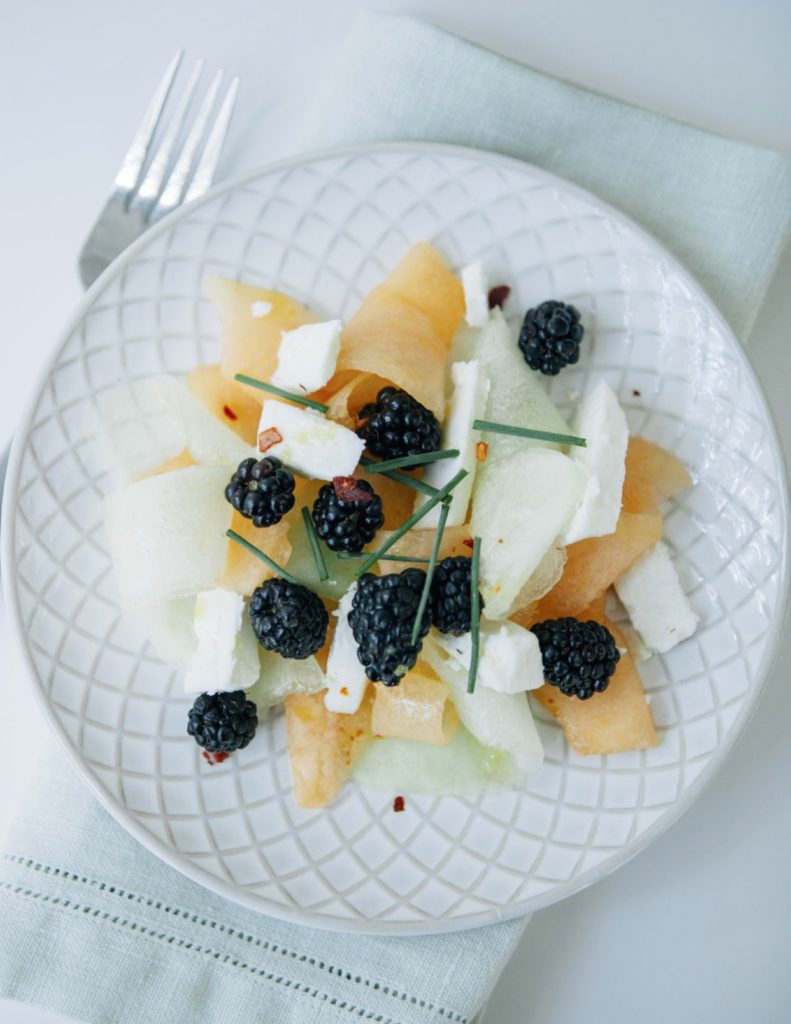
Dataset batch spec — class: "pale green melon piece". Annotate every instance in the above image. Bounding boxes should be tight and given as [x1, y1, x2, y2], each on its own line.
[248, 649, 325, 709]
[352, 725, 520, 795]
[104, 465, 232, 608]
[422, 636, 543, 780]
[285, 516, 360, 600]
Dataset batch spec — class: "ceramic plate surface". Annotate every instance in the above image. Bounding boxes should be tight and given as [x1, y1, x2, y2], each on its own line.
[3, 144, 788, 934]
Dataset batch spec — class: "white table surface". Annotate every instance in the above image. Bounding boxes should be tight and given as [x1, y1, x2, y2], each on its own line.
[1, 1, 789, 1022]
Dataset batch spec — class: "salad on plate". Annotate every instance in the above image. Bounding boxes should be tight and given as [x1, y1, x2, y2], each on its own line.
[98, 243, 698, 808]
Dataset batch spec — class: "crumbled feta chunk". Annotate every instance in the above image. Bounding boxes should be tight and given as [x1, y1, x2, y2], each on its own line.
[563, 379, 629, 544]
[416, 359, 489, 527]
[614, 541, 699, 654]
[271, 319, 342, 394]
[324, 585, 368, 714]
[183, 588, 245, 694]
[250, 300, 273, 318]
[257, 399, 364, 480]
[433, 620, 545, 694]
[461, 262, 490, 327]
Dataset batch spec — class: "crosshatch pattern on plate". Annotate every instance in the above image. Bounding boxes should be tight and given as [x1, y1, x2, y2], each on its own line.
[8, 148, 786, 933]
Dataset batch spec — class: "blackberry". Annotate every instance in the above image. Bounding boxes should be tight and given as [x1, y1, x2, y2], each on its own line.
[249, 578, 328, 659]
[225, 457, 296, 527]
[349, 569, 431, 685]
[531, 617, 620, 700]
[518, 300, 584, 376]
[187, 690, 258, 754]
[430, 555, 481, 635]
[356, 386, 441, 462]
[311, 477, 385, 554]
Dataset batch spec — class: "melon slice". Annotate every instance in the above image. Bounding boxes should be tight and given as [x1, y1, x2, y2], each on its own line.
[104, 465, 232, 608]
[371, 663, 458, 747]
[249, 649, 325, 710]
[204, 275, 317, 390]
[532, 617, 658, 755]
[284, 687, 373, 808]
[221, 509, 292, 597]
[282, 482, 362, 599]
[622, 436, 691, 514]
[369, 525, 472, 573]
[529, 510, 662, 622]
[321, 372, 388, 429]
[187, 364, 262, 444]
[335, 243, 463, 418]
[135, 449, 195, 480]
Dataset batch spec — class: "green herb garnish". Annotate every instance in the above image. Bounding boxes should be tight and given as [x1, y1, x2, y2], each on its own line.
[359, 456, 439, 498]
[226, 528, 299, 585]
[336, 552, 431, 564]
[364, 449, 459, 475]
[234, 373, 329, 413]
[354, 468, 469, 576]
[473, 419, 586, 447]
[301, 507, 328, 582]
[410, 498, 450, 645]
[467, 536, 482, 694]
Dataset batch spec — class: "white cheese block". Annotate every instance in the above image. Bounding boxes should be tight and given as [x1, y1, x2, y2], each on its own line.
[257, 399, 364, 479]
[433, 620, 545, 694]
[461, 262, 490, 327]
[183, 588, 260, 694]
[325, 585, 369, 714]
[614, 541, 699, 654]
[563, 379, 629, 544]
[271, 319, 342, 394]
[416, 359, 490, 527]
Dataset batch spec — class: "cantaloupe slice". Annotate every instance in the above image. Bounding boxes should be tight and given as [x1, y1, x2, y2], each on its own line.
[284, 687, 373, 808]
[204, 275, 317, 389]
[532, 617, 658, 755]
[371, 663, 458, 747]
[527, 510, 662, 621]
[335, 243, 464, 418]
[134, 449, 195, 480]
[622, 437, 691, 514]
[321, 372, 389, 429]
[187, 364, 262, 445]
[369, 525, 472, 572]
[221, 509, 291, 597]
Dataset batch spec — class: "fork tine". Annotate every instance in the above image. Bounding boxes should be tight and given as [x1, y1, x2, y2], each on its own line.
[133, 58, 204, 208]
[154, 70, 224, 216]
[114, 50, 183, 195]
[183, 77, 240, 205]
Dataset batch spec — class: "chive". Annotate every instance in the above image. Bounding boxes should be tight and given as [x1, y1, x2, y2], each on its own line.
[467, 536, 482, 694]
[336, 552, 431, 564]
[364, 449, 459, 474]
[226, 528, 299, 585]
[359, 456, 439, 498]
[354, 468, 469, 576]
[301, 507, 328, 582]
[234, 373, 329, 413]
[410, 498, 450, 645]
[473, 419, 586, 447]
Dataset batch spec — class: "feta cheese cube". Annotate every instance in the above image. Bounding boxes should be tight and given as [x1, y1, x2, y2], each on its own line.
[461, 262, 490, 327]
[325, 585, 369, 714]
[433, 619, 545, 694]
[257, 399, 364, 480]
[416, 359, 490, 527]
[614, 541, 699, 654]
[563, 379, 629, 544]
[271, 319, 342, 394]
[184, 588, 249, 694]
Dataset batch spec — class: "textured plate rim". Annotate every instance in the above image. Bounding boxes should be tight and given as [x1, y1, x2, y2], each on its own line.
[3, 141, 789, 935]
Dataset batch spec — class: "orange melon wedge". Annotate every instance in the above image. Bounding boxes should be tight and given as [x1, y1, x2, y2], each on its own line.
[186, 363, 262, 445]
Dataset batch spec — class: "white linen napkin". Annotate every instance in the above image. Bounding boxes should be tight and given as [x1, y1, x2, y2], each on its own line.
[1, 11, 789, 1024]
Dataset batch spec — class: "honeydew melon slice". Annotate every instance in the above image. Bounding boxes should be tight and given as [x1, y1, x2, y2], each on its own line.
[248, 649, 325, 709]
[104, 465, 233, 608]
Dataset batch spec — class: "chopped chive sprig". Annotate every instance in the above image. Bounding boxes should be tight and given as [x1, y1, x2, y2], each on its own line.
[410, 498, 450, 645]
[467, 536, 482, 694]
[226, 528, 299, 585]
[336, 552, 431, 564]
[234, 373, 329, 413]
[363, 449, 459, 475]
[473, 419, 586, 447]
[301, 507, 328, 582]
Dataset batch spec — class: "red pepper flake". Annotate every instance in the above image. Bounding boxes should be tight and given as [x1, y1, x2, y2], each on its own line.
[258, 427, 283, 452]
[476, 441, 489, 462]
[202, 751, 230, 766]
[393, 796, 406, 813]
[222, 404, 238, 421]
[462, 537, 474, 550]
[340, 686, 349, 697]
[632, 388, 641, 397]
[333, 476, 373, 504]
[487, 284, 511, 310]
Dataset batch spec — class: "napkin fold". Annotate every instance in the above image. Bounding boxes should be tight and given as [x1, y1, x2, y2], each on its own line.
[2, 11, 790, 1024]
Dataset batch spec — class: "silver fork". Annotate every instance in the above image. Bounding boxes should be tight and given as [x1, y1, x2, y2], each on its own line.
[0, 53, 240, 522]
[78, 50, 240, 287]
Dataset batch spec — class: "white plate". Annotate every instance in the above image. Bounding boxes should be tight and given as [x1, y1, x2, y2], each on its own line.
[3, 144, 788, 935]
